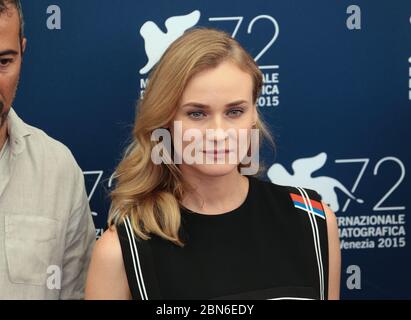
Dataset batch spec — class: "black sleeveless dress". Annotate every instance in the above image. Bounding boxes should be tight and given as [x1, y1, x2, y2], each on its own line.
[116, 176, 329, 300]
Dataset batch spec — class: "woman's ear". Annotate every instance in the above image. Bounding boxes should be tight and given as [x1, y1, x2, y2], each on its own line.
[253, 105, 258, 126]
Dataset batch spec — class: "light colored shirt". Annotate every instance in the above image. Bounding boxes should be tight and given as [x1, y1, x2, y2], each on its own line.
[0, 136, 9, 160]
[0, 109, 96, 299]
[0, 137, 10, 194]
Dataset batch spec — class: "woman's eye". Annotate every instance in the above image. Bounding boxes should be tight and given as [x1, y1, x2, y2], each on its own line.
[187, 111, 206, 119]
[0, 58, 12, 67]
[227, 109, 244, 117]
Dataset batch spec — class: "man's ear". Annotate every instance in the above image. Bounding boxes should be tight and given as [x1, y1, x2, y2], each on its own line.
[21, 37, 27, 55]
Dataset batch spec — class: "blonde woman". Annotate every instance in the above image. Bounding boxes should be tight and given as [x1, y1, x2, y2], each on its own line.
[85, 27, 341, 300]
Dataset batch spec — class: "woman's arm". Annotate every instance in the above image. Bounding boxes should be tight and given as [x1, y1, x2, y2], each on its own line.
[322, 201, 341, 300]
[85, 226, 131, 300]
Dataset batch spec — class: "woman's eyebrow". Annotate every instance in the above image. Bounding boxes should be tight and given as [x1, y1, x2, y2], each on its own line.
[181, 100, 248, 109]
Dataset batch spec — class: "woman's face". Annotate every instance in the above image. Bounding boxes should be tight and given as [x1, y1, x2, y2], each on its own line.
[170, 60, 258, 177]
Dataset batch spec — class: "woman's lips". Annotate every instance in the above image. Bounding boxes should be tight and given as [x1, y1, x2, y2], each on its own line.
[203, 150, 232, 153]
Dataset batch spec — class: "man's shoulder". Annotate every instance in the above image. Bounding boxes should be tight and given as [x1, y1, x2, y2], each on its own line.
[24, 123, 80, 174]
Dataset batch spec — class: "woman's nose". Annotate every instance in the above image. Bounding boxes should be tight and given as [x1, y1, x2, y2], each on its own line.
[207, 117, 230, 139]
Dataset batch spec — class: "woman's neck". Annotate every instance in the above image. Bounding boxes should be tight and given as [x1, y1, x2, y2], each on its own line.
[180, 168, 249, 215]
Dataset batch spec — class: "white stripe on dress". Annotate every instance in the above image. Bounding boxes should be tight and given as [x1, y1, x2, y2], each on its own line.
[299, 187, 325, 300]
[123, 216, 149, 300]
[296, 187, 325, 300]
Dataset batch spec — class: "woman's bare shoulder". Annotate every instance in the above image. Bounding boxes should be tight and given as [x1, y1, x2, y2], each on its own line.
[94, 226, 123, 261]
[85, 225, 131, 299]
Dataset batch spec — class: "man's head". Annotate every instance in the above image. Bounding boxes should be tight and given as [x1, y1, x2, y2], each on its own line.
[0, 0, 26, 130]
[0, 0, 23, 42]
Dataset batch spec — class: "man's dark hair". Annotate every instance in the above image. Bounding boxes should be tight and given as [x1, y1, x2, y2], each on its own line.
[0, 0, 24, 43]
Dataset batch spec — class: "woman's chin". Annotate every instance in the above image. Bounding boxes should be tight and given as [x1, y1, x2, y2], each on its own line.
[189, 163, 239, 177]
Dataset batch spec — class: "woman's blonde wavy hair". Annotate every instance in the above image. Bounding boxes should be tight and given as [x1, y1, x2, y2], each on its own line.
[108, 27, 275, 247]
